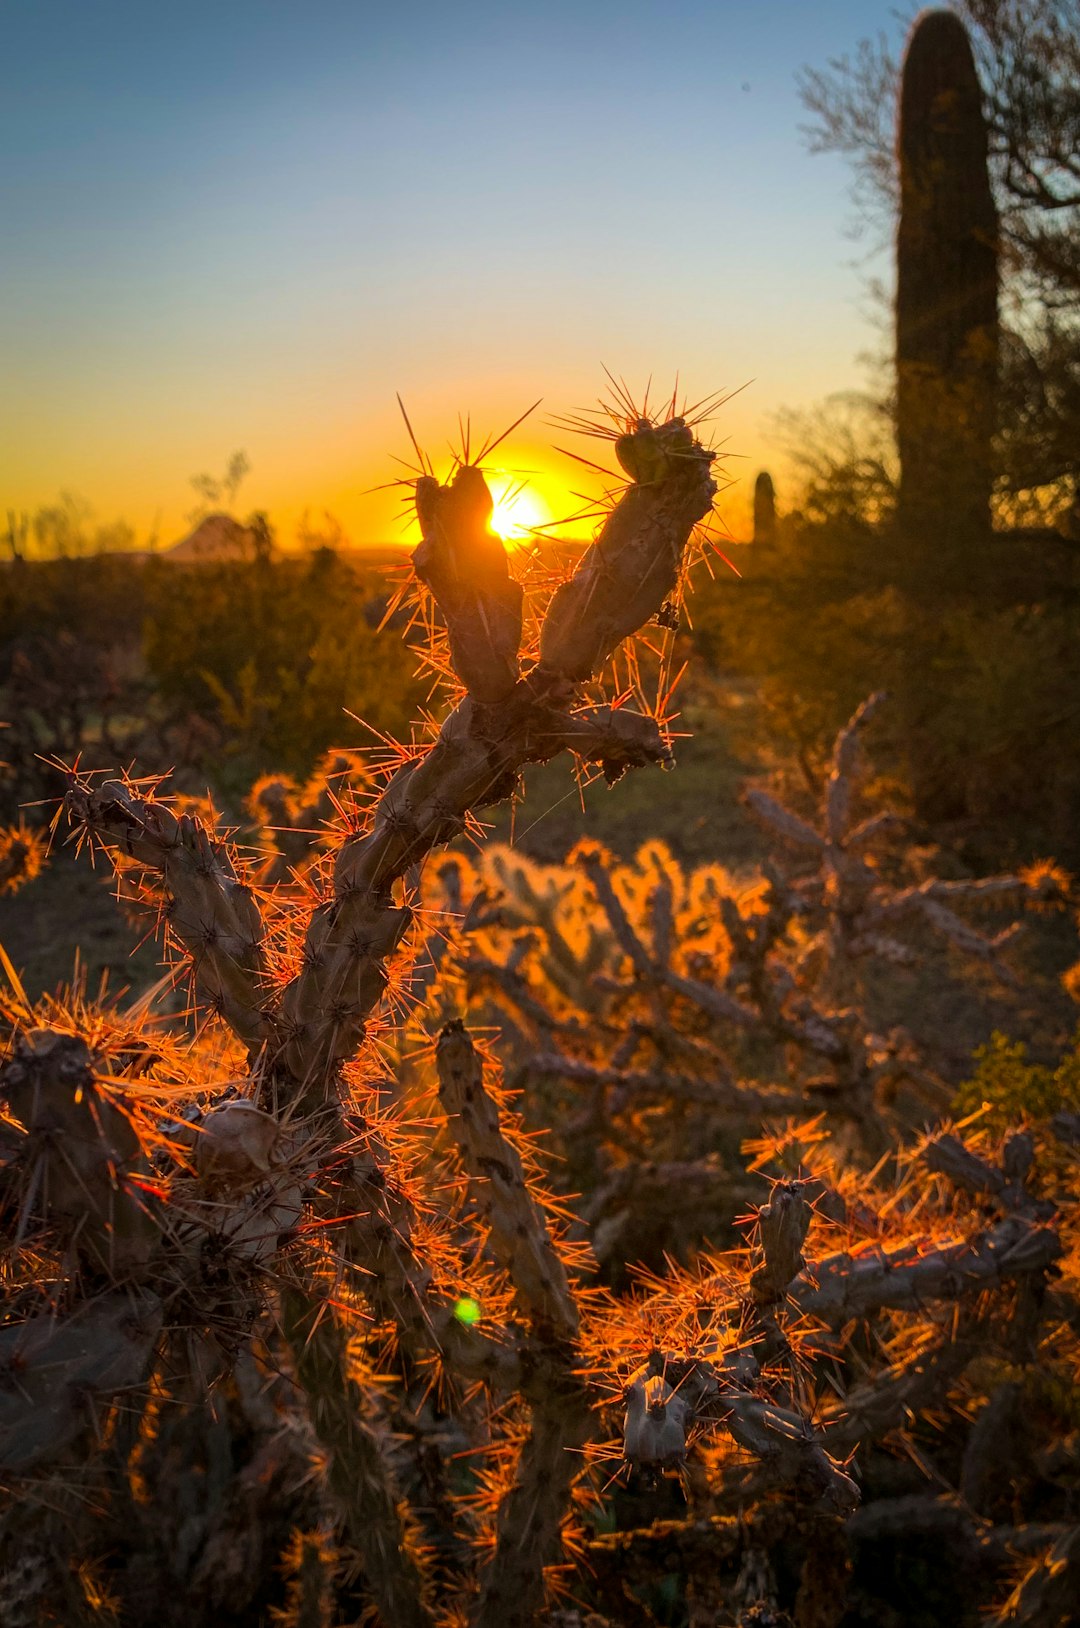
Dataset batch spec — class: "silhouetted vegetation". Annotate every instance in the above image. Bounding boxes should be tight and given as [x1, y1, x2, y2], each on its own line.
[690, 5, 1080, 868]
[0, 540, 422, 818]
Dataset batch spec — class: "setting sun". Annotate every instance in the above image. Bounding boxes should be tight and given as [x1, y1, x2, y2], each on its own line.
[489, 480, 551, 541]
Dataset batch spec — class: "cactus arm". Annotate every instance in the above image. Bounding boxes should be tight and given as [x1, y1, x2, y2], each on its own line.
[0, 1290, 163, 1472]
[332, 1171, 526, 1390]
[792, 1215, 1062, 1325]
[275, 426, 715, 1102]
[742, 790, 827, 853]
[64, 780, 271, 1050]
[537, 420, 716, 681]
[279, 1283, 433, 1628]
[473, 1392, 590, 1628]
[434, 1023, 590, 1628]
[436, 1020, 578, 1340]
[823, 1332, 979, 1456]
[825, 691, 886, 844]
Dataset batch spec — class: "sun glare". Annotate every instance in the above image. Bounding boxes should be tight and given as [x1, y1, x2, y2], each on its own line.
[489, 481, 550, 542]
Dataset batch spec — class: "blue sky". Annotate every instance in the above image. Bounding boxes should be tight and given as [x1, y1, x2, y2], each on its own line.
[1, 0, 911, 543]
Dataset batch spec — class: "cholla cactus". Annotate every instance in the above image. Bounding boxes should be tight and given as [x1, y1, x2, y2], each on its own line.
[246, 751, 369, 884]
[424, 693, 1064, 1178]
[0, 823, 47, 896]
[0, 388, 1076, 1628]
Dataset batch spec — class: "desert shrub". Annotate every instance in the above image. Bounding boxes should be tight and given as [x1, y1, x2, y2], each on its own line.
[0, 548, 152, 650]
[0, 545, 423, 820]
[957, 1030, 1080, 1129]
[141, 547, 423, 779]
[696, 502, 1080, 866]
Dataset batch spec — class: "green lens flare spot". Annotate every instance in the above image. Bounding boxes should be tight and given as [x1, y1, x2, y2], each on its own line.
[453, 1296, 482, 1326]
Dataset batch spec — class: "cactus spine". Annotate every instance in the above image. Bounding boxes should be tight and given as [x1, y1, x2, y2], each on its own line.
[895, 9, 998, 583]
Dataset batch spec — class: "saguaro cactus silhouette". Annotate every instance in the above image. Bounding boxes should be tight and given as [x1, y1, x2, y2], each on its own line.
[752, 469, 777, 547]
[895, 8, 998, 583]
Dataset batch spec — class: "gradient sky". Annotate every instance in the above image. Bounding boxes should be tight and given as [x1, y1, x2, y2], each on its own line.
[1, 0, 909, 547]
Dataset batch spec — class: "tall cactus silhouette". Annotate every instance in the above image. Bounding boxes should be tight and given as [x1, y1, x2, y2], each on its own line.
[752, 469, 777, 547]
[895, 8, 998, 584]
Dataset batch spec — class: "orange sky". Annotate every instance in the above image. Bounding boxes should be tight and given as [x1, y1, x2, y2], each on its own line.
[1, 1, 896, 551]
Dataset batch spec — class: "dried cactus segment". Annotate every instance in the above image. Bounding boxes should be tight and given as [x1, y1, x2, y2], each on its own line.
[436, 1020, 579, 1340]
[194, 1099, 282, 1191]
[623, 1368, 692, 1469]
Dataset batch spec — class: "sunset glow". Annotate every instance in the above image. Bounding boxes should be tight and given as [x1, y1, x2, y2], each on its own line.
[1, 1, 890, 549]
[490, 481, 552, 542]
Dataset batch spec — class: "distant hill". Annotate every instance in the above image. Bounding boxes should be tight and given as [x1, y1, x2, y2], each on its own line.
[164, 513, 260, 562]
[161, 516, 413, 568]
